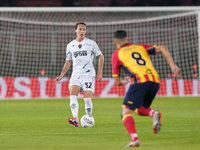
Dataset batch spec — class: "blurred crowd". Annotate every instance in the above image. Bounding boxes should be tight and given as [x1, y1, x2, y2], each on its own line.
[0, 0, 200, 7]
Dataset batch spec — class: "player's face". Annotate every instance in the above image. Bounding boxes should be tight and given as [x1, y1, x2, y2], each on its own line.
[75, 24, 86, 40]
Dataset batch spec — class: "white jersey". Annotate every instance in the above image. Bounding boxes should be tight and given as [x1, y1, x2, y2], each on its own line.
[66, 38, 102, 77]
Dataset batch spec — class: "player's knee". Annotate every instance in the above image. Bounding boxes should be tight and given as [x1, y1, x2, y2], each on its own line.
[84, 91, 93, 98]
[69, 86, 81, 95]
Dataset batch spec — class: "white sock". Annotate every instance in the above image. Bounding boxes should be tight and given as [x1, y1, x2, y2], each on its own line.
[149, 110, 155, 117]
[84, 98, 93, 115]
[130, 133, 138, 141]
[70, 95, 79, 120]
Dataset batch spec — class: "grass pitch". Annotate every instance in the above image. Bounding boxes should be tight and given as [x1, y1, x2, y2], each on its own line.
[0, 97, 200, 150]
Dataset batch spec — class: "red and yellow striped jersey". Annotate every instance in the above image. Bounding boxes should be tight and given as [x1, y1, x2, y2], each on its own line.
[111, 43, 159, 84]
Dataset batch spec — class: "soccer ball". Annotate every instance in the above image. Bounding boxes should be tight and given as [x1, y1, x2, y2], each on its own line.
[80, 115, 95, 128]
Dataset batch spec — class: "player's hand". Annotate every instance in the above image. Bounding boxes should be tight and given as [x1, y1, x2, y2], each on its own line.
[171, 65, 180, 77]
[124, 75, 130, 84]
[96, 72, 102, 83]
[55, 75, 63, 84]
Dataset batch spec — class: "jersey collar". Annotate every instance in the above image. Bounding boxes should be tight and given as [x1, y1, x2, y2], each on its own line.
[121, 43, 130, 48]
[75, 38, 86, 43]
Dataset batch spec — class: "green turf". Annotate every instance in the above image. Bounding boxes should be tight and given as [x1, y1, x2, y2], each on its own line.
[0, 97, 200, 150]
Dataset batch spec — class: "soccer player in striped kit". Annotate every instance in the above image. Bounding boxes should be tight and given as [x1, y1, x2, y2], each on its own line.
[111, 30, 179, 147]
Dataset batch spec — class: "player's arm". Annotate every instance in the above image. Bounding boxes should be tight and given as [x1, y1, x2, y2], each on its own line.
[96, 53, 104, 82]
[155, 45, 180, 76]
[111, 51, 129, 86]
[114, 76, 130, 86]
[55, 60, 72, 84]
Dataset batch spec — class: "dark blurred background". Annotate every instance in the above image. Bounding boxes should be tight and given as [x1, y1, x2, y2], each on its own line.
[0, 0, 200, 7]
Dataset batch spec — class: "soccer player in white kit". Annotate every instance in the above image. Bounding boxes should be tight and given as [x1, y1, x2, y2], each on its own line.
[55, 22, 104, 127]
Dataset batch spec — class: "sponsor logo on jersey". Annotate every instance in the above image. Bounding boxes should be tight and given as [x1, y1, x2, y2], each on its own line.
[73, 51, 87, 58]
[83, 43, 91, 46]
[146, 69, 152, 74]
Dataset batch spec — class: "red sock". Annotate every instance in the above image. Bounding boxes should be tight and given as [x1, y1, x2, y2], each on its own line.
[135, 106, 154, 117]
[122, 114, 138, 141]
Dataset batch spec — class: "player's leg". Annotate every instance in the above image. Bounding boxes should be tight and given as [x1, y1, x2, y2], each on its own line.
[69, 85, 81, 119]
[83, 91, 93, 115]
[135, 82, 161, 133]
[144, 82, 161, 134]
[68, 77, 82, 127]
[122, 107, 140, 147]
[81, 76, 95, 116]
[135, 106, 155, 117]
[135, 105, 162, 133]
[122, 84, 144, 147]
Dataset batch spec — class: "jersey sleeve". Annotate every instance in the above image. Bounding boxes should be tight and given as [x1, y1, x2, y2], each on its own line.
[111, 51, 121, 77]
[141, 44, 156, 55]
[66, 44, 72, 60]
[92, 41, 102, 56]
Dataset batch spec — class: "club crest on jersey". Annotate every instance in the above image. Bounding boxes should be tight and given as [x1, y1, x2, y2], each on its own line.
[78, 44, 82, 49]
[74, 51, 87, 58]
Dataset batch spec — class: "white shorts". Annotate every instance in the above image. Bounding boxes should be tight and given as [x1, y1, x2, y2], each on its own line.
[69, 75, 95, 93]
